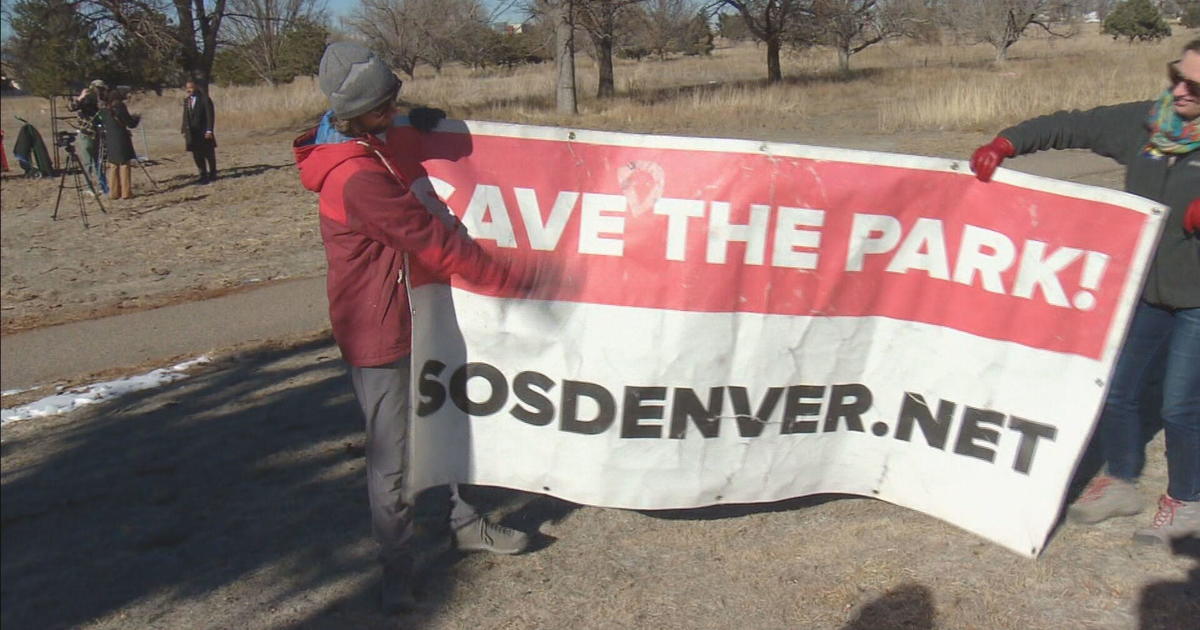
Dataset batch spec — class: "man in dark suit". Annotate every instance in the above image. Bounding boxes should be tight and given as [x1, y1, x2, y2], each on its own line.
[181, 80, 217, 183]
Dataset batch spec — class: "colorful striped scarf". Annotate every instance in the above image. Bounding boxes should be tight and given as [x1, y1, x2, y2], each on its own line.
[1145, 89, 1200, 156]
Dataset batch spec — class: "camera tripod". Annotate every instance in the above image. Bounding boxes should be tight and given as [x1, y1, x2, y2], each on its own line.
[52, 144, 107, 228]
[133, 157, 162, 191]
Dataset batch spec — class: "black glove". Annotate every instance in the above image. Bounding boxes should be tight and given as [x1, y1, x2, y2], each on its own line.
[408, 106, 446, 133]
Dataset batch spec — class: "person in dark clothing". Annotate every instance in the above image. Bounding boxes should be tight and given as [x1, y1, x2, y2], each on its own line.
[68, 79, 107, 191]
[181, 80, 217, 183]
[98, 89, 140, 200]
[971, 39, 1200, 546]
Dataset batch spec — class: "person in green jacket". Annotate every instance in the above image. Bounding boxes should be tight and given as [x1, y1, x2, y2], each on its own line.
[970, 39, 1200, 545]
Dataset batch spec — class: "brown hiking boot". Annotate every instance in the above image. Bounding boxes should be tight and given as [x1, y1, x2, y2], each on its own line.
[1067, 475, 1144, 524]
[1133, 495, 1200, 545]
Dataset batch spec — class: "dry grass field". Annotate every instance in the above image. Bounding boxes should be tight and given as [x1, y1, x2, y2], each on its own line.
[2, 24, 1198, 630]
[1, 26, 1190, 153]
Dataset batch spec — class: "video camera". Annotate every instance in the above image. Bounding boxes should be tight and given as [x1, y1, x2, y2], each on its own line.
[55, 131, 77, 149]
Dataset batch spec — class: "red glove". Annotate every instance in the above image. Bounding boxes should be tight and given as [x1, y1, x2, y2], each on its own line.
[970, 136, 1016, 183]
[1185, 199, 1200, 234]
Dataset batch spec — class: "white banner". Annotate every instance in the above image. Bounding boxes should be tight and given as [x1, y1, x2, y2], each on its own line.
[395, 120, 1165, 556]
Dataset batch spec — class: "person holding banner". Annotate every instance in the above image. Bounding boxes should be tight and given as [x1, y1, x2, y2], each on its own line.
[971, 39, 1200, 545]
[293, 41, 544, 613]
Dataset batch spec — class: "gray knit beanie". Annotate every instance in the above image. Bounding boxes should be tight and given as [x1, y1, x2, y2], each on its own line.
[318, 42, 400, 120]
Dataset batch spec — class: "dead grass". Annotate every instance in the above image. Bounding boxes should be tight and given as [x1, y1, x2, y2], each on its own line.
[1, 26, 1193, 155]
[399, 25, 1193, 136]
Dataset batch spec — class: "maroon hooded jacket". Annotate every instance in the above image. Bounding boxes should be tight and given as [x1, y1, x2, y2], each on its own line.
[293, 129, 518, 366]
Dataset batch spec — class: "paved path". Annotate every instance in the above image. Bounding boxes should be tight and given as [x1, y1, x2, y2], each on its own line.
[0, 150, 1124, 393]
[1, 277, 327, 391]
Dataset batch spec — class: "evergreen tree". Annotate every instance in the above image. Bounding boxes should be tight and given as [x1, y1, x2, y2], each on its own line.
[104, 10, 185, 91]
[271, 18, 329, 82]
[717, 12, 752, 41]
[679, 11, 715, 55]
[7, 0, 102, 97]
[213, 49, 260, 86]
[213, 17, 328, 85]
[1103, 0, 1172, 42]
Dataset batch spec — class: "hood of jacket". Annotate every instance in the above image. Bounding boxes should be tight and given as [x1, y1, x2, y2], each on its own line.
[293, 128, 378, 193]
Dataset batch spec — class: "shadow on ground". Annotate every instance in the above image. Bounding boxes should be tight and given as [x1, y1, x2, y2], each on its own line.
[150, 162, 290, 192]
[1139, 535, 1200, 630]
[0, 338, 564, 629]
[842, 583, 936, 630]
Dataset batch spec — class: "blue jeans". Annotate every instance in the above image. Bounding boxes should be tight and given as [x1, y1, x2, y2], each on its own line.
[1098, 302, 1200, 501]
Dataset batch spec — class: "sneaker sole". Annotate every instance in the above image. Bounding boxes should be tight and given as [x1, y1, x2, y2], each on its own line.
[1131, 531, 1170, 545]
[1066, 505, 1143, 525]
[456, 541, 528, 555]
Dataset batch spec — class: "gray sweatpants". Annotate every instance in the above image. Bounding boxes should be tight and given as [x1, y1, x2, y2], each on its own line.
[350, 357, 478, 559]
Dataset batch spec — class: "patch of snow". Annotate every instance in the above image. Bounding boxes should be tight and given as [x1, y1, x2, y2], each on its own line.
[1, 357, 211, 426]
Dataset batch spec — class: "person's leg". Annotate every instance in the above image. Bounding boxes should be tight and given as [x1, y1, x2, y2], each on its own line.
[1069, 301, 1173, 524]
[191, 147, 208, 182]
[83, 136, 107, 194]
[79, 133, 95, 179]
[1163, 307, 1200, 502]
[449, 484, 480, 529]
[119, 164, 132, 199]
[1135, 307, 1200, 543]
[350, 359, 416, 611]
[204, 143, 217, 180]
[107, 162, 122, 200]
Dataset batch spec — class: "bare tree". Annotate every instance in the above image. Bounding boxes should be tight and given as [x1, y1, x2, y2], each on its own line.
[415, 0, 492, 72]
[524, 0, 579, 113]
[223, 0, 328, 85]
[636, 0, 695, 59]
[344, 0, 422, 77]
[721, 0, 814, 82]
[85, 0, 231, 83]
[577, 0, 645, 97]
[551, 0, 578, 113]
[945, 0, 1077, 63]
[345, 0, 491, 77]
[802, 0, 926, 73]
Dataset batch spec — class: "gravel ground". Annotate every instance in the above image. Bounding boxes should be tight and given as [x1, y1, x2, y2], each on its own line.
[1, 337, 1196, 630]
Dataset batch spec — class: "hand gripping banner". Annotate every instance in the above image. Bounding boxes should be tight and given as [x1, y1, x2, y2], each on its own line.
[392, 120, 1164, 556]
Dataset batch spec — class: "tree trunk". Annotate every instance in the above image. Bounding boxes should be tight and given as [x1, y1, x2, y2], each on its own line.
[595, 34, 615, 98]
[766, 36, 782, 83]
[554, 1, 577, 115]
[837, 47, 851, 74]
[994, 42, 1009, 63]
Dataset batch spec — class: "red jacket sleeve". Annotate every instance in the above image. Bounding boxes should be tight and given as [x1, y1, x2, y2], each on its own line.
[339, 166, 516, 288]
